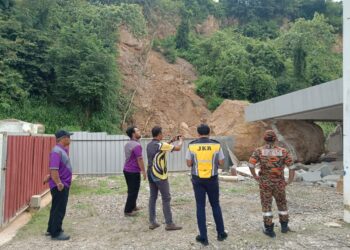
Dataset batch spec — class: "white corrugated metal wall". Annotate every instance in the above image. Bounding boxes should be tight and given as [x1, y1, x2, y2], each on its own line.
[70, 132, 233, 175]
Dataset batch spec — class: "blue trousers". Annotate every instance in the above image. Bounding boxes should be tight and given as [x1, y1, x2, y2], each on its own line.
[192, 175, 225, 240]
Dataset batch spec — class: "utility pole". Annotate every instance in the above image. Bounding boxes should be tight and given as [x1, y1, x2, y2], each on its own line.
[343, 0, 350, 223]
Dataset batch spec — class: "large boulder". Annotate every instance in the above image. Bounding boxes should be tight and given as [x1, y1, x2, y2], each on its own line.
[209, 100, 268, 160]
[209, 100, 325, 163]
[274, 120, 325, 163]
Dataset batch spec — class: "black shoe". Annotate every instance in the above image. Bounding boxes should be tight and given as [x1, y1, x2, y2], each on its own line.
[281, 221, 290, 233]
[217, 232, 228, 241]
[196, 235, 209, 246]
[45, 229, 63, 236]
[51, 232, 70, 241]
[263, 223, 276, 238]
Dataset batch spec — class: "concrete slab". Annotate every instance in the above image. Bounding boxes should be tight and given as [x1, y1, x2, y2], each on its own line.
[301, 170, 322, 182]
[245, 79, 343, 122]
[322, 175, 341, 182]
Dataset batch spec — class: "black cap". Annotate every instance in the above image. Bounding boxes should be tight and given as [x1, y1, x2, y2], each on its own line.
[55, 130, 73, 140]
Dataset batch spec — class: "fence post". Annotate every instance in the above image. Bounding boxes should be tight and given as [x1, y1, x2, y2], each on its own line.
[0, 133, 8, 227]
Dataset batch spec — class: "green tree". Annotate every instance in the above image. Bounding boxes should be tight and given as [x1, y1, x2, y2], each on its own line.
[248, 67, 277, 103]
[175, 17, 190, 49]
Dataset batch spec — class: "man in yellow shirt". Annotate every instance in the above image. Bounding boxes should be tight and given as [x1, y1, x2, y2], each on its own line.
[147, 126, 183, 231]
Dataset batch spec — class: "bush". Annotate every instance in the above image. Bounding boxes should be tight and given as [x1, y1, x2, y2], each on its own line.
[207, 95, 223, 111]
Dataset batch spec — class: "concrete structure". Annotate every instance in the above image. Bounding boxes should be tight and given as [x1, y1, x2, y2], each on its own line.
[0, 120, 45, 134]
[245, 79, 343, 122]
[343, 0, 350, 223]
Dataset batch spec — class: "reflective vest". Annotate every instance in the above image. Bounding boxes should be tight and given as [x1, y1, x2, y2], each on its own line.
[188, 138, 222, 178]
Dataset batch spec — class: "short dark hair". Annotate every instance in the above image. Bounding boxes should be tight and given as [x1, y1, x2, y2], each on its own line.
[152, 126, 162, 137]
[126, 126, 136, 139]
[197, 124, 210, 136]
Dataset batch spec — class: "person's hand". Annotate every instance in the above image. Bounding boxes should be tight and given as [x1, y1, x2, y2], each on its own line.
[170, 136, 177, 143]
[57, 183, 64, 191]
[43, 174, 50, 185]
[142, 171, 147, 181]
[254, 176, 260, 183]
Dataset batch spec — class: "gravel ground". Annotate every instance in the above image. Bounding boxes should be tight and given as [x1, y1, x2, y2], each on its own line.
[2, 173, 350, 250]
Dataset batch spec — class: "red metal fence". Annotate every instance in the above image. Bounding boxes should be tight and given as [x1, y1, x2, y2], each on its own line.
[3, 135, 55, 224]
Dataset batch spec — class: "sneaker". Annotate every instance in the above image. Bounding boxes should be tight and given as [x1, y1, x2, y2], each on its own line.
[51, 232, 70, 241]
[149, 222, 161, 230]
[217, 232, 228, 241]
[124, 211, 137, 217]
[165, 223, 182, 231]
[196, 235, 209, 246]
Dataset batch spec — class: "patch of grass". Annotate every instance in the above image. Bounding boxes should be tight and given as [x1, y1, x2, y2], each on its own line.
[224, 187, 247, 193]
[70, 177, 127, 196]
[16, 206, 51, 239]
[173, 197, 192, 206]
[221, 181, 258, 194]
[74, 202, 90, 210]
[169, 174, 191, 191]
[317, 122, 337, 138]
[107, 175, 124, 181]
[73, 202, 97, 217]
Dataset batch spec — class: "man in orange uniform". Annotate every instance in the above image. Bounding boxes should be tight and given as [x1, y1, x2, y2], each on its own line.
[249, 130, 295, 238]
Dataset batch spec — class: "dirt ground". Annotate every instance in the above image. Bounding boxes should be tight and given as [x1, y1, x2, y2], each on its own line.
[2, 173, 350, 250]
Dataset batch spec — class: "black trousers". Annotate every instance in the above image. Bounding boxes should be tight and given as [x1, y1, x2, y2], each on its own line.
[124, 171, 141, 213]
[192, 175, 225, 240]
[47, 187, 69, 237]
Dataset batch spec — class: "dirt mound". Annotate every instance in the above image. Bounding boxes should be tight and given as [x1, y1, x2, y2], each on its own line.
[119, 29, 210, 137]
[209, 100, 268, 160]
[209, 100, 325, 163]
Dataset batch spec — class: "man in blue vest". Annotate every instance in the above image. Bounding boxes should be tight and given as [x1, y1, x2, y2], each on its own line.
[186, 124, 227, 246]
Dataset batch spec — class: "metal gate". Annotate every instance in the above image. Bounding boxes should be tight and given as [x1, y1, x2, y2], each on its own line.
[2, 135, 55, 225]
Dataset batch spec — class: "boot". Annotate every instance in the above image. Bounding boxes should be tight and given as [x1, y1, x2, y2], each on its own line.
[196, 235, 209, 246]
[263, 223, 276, 238]
[280, 221, 290, 233]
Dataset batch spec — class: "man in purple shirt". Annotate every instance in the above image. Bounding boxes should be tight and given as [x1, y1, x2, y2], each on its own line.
[123, 126, 146, 216]
[46, 130, 73, 241]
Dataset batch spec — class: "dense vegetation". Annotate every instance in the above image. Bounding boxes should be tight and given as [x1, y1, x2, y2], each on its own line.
[0, 0, 145, 133]
[153, 0, 343, 109]
[0, 0, 343, 131]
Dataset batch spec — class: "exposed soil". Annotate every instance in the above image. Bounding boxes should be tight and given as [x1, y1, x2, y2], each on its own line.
[119, 28, 211, 138]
